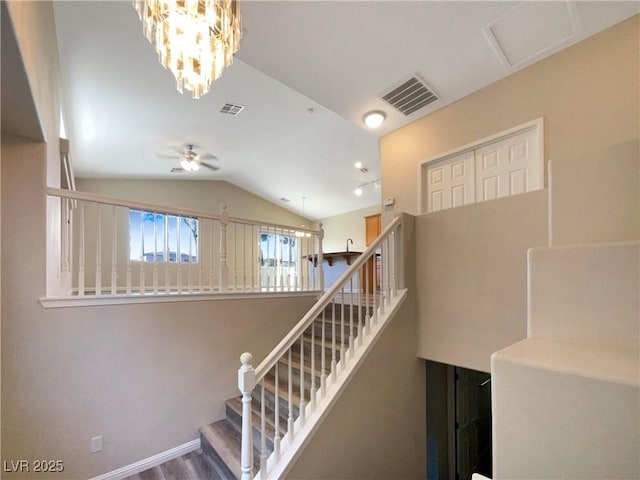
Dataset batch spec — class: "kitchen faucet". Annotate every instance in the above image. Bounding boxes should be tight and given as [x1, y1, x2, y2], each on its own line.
[346, 238, 353, 252]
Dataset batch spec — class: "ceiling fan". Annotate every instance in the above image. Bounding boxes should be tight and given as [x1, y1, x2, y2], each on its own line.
[157, 144, 220, 172]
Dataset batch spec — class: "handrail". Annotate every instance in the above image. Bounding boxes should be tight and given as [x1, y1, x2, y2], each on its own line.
[46, 187, 319, 234]
[254, 215, 401, 379]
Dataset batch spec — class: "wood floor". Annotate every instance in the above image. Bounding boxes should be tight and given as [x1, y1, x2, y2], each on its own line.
[123, 450, 216, 480]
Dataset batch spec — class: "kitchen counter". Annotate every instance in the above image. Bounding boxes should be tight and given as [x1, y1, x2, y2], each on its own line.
[304, 251, 363, 267]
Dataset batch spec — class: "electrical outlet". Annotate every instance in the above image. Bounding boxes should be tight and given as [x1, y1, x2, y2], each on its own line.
[91, 436, 103, 453]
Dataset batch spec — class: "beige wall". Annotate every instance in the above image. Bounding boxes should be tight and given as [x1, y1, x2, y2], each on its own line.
[528, 241, 640, 354]
[550, 140, 640, 245]
[5, 0, 64, 296]
[287, 214, 426, 479]
[2, 137, 317, 479]
[315, 204, 380, 253]
[76, 178, 310, 227]
[380, 15, 639, 232]
[416, 190, 548, 373]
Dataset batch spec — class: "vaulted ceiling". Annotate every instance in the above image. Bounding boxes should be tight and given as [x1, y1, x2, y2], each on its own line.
[53, 1, 639, 219]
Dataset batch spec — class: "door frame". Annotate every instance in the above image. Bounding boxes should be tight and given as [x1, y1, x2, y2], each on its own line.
[417, 117, 544, 214]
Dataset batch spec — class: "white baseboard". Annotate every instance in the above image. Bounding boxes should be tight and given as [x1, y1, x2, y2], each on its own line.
[89, 438, 200, 480]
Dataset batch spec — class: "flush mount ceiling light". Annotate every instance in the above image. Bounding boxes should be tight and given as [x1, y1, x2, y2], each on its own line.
[133, 0, 242, 99]
[362, 110, 386, 129]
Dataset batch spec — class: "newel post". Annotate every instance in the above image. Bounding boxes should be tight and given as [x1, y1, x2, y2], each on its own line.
[238, 352, 255, 480]
[220, 204, 229, 291]
[318, 223, 324, 292]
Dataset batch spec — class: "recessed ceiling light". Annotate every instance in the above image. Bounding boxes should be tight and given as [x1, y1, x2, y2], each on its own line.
[354, 187, 363, 196]
[363, 110, 386, 129]
[354, 161, 362, 169]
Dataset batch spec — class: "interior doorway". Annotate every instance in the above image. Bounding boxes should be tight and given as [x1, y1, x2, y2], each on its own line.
[426, 360, 492, 480]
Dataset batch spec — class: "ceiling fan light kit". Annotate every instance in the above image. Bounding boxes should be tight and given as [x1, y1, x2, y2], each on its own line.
[133, 0, 242, 99]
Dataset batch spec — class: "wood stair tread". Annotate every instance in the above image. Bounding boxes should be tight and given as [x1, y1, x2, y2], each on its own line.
[201, 420, 259, 479]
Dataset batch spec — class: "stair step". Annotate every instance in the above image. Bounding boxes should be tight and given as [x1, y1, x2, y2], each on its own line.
[200, 420, 259, 480]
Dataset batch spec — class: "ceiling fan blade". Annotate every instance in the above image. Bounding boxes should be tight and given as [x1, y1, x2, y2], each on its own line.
[200, 162, 220, 171]
[200, 153, 219, 161]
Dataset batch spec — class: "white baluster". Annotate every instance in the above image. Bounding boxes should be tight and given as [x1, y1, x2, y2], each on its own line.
[62, 198, 70, 279]
[274, 362, 281, 460]
[365, 257, 371, 335]
[139, 211, 145, 295]
[318, 223, 324, 292]
[321, 308, 327, 396]
[242, 224, 247, 291]
[278, 228, 284, 290]
[220, 205, 229, 291]
[164, 215, 170, 294]
[287, 348, 294, 439]
[111, 205, 117, 295]
[349, 277, 354, 357]
[299, 336, 306, 424]
[187, 218, 193, 294]
[176, 215, 182, 293]
[126, 210, 131, 295]
[233, 223, 238, 291]
[358, 268, 363, 347]
[153, 212, 158, 294]
[251, 225, 256, 291]
[373, 252, 378, 324]
[391, 229, 398, 298]
[260, 378, 267, 474]
[209, 220, 215, 292]
[379, 242, 385, 316]
[198, 219, 204, 294]
[385, 237, 391, 307]
[331, 300, 337, 382]
[340, 288, 346, 370]
[78, 203, 85, 296]
[310, 319, 317, 410]
[238, 352, 255, 480]
[95, 206, 102, 296]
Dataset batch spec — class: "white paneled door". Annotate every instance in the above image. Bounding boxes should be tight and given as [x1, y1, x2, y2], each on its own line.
[475, 129, 540, 202]
[423, 122, 542, 213]
[426, 151, 475, 212]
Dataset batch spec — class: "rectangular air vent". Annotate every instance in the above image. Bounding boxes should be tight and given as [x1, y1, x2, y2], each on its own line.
[170, 167, 184, 173]
[381, 76, 438, 116]
[220, 102, 245, 116]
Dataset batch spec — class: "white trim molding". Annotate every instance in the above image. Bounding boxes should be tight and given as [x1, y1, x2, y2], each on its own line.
[89, 439, 200, 480]
[417, 117, 544, 214]
[40, 289, 321, 309]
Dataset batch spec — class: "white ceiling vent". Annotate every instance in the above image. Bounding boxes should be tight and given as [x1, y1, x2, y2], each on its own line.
[381, 76, 438, 116]
[170, 167, 185, 173]
[220, 102, 245, 116]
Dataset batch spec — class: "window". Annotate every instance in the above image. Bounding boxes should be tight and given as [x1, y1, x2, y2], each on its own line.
[259, 232, 298, 287]
[129, 210, 198, 262]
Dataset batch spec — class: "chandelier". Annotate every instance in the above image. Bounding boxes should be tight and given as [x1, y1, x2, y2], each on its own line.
[133, 0, 242, 99]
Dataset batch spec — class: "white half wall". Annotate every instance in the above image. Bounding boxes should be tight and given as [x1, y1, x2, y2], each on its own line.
[492, 338, 639, 480]
[416, 190, 548, 373]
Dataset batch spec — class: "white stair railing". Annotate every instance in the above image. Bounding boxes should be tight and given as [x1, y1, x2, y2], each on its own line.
[237, 216, 404, 480]
[46, 187, 323, 298]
